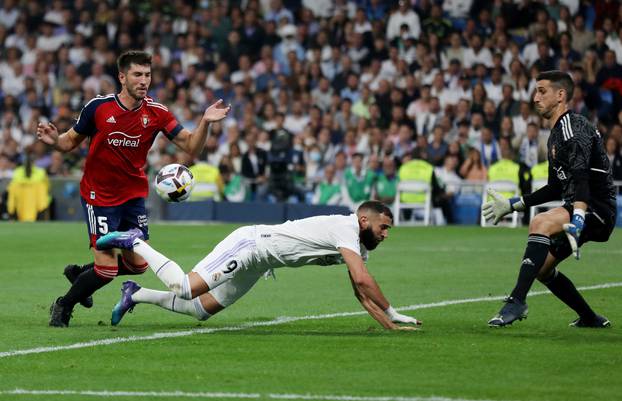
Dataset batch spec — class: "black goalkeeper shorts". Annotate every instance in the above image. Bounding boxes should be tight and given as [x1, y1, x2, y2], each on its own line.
[549, 200, 617, 261]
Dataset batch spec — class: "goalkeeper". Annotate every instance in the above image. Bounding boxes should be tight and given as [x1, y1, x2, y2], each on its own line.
[483, 71, 616, 328]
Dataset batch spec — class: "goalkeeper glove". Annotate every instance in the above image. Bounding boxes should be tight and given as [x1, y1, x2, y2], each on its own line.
[384, 306, 422, 325]
[482, 188, 525, 225]
[563, 209, 585, 260]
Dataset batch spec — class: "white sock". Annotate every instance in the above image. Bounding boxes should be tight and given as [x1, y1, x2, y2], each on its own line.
[132, 239, 191, 299]
[132, 288, 211, 321]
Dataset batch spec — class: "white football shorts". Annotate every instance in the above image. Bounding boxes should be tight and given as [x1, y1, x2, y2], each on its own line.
[191, 226, 269, 307]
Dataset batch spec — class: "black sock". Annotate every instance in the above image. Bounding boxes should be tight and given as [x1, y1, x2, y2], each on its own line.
[510, 234, 551, 303]
[542, 271, 596, 320]
[60, 267, 112, 308]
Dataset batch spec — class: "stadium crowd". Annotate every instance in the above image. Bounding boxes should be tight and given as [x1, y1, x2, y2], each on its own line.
[2, 0, 622, 220]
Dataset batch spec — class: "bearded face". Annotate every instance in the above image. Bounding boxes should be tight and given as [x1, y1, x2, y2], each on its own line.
[120, 63, 151, 101]
[360, 225, 380, 250]
[359, 213, 392, 250]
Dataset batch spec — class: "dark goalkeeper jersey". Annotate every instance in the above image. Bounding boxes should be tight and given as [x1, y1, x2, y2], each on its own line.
[546, 111, 616, 208]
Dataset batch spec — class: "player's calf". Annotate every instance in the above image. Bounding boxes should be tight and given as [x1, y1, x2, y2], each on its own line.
[113, 281, 212, 324]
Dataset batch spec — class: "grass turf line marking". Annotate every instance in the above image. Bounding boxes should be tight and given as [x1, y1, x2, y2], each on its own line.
[1, 282, 620, 359]
[1, 389, 500, 401]
[1, 390, 259, 399]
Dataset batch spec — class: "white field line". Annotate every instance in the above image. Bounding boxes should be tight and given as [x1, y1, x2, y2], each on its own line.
[1, 282, 621, 360]
[0, 389, 501, 401]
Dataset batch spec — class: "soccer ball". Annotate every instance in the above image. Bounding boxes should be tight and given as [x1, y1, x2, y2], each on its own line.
[154, 163, 195, 202]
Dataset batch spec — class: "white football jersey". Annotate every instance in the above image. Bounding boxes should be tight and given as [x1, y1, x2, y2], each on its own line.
[254, 214, 368, 268]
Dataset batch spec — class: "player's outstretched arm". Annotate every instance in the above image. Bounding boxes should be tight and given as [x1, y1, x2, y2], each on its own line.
[347, 272, 418, 331]
[173, 99, 232, 157]
[36, 123, 85, 152]
[341, 248, 419, 330]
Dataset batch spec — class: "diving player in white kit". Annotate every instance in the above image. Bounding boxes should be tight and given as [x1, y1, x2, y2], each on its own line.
[97, 200, 420, 330]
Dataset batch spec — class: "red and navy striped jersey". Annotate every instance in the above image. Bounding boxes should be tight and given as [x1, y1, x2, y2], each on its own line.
[74, 94, 183, 206]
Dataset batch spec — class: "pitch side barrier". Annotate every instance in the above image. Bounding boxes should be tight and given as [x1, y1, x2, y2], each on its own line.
[2, 178, 621, 226]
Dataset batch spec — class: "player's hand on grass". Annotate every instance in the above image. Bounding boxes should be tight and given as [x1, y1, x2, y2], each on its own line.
[563, 212, 585, 260]
[203, 99, 232, 123]
[37, 122, 59, 146]
[482, 188, 524, 225]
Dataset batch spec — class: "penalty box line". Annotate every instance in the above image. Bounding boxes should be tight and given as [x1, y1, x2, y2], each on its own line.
[1, 282, 620, 360]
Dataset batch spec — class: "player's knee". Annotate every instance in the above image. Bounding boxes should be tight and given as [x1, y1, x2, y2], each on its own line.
[170, 275, 193, 300]
[529, 214, 557, 235]
[171, 287, 192, 300]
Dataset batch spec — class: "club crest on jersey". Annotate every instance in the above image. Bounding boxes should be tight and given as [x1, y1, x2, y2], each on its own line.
[554, 166, 567, 180]
[551, 145, 556, 159]
[107, 131, 140, 148]
[142, 114, 149, 127]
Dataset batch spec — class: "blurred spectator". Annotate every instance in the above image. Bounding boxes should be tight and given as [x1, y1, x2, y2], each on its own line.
[266, 117, 304, 202]
[433, 154, 462, 224]
[460, 147, 488, 182]
[265, 0, 294, 24]
[571, 14, 595, 54]
[597, 50, 622, 96]
[475, 126, 501, 168]
[219, 158, 247, 202]
[423, 4, 452, 41]
[312, 164, 342, 205]
[386, 1, 421, 41]
[605, 136, 622, 183]
[188, 159, 224, 202]
[311, 77, 333, 112]
[374, 156, 398, 205]
[284, 100, 309, 135]
[606, 25, 622, 64]
[0, 153, 15, 178]
[442, 0, 472, 22]
[0, 0, 20, 29]
[463, 34, 493, 70]
[427, 125, 449, 166]
[342, 152, 374, 210]
[394, 124, 414, 160]
[241, 130, 268, 201]
[7, 152, 50, 221]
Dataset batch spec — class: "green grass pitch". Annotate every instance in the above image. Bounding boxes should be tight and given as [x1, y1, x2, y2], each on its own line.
[0, 222, 621, 401]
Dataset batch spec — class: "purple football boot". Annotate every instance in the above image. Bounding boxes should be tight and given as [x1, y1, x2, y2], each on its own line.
[111, 280, 141, 326]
